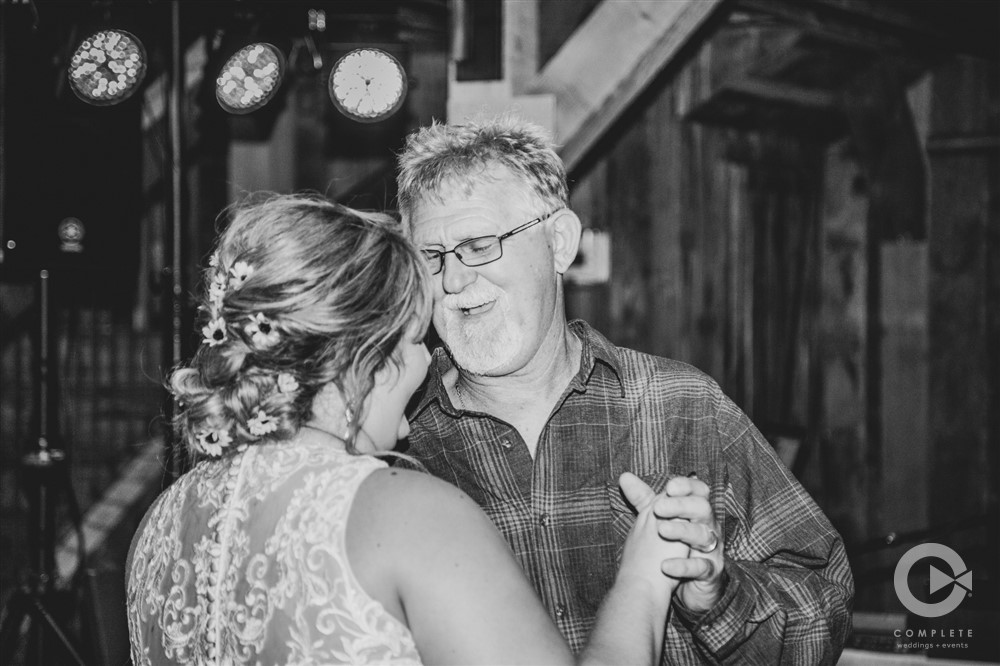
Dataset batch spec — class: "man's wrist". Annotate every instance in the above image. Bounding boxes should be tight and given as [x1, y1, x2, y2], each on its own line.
[673, 566, 730, 624]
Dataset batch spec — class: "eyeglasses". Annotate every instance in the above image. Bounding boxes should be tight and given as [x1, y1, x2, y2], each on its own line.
[420, 210, 561, 276]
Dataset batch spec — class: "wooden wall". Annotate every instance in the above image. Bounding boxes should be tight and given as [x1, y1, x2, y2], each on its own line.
[565, 29, 998, 612]
[567, 31, 823, 453]
[926, 57, 999, 534]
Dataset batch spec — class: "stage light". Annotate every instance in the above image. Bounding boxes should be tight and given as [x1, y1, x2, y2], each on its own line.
[215, 42, 286, 114]
[329, 48, 407, 123]
[67, 29, 147, 106]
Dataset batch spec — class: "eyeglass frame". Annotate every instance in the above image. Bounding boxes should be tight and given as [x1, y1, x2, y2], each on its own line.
[419, 208, 564, 275]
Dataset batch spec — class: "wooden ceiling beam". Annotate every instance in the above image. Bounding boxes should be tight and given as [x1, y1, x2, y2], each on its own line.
[734, 0, 966, 57]
[528, 0, 732, 174]
[723, 78, 837, 110]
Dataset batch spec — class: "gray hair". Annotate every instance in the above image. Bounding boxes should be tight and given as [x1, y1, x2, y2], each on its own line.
[396, 113, 568, 224]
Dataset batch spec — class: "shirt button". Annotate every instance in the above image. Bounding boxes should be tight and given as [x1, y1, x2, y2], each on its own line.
[539, 513, 551, 527]
[555, 603, 567, 619]
[500, 438, 512, 449]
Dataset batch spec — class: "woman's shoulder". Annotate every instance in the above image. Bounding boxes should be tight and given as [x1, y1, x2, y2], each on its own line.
[349, 466, 501, 570]
[355, 467, 485, 526]
[346, 466, 503, 624]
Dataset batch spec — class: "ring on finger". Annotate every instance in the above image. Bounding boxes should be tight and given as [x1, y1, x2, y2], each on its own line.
[694, 528, 719, 554]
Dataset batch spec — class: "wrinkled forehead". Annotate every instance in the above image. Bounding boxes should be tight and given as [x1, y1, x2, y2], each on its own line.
[426, 164, 538, 205]
[410, 166, 540, 219]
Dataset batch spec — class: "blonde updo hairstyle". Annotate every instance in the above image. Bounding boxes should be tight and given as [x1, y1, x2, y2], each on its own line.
[169, 193, 431, 459]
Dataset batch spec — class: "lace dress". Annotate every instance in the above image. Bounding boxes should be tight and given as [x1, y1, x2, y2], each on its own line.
[126, 438, 422, 665]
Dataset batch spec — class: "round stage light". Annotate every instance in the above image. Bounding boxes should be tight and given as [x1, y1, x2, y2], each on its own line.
[68, 29, 147, 106]
[329, 48, 407, 122]
[216, 43, 285, 114]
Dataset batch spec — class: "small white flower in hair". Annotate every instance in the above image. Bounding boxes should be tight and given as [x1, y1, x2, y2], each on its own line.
[196, 428, 232, 457]
[248, 410, 278, 436]
[202, 317, 227, 346]
[229, 261, 253, 288]
[245, 313, 280, 348]
[209, 252, 220, 268]
[277, 373, 299, 393]
[208, 273, 228, 308]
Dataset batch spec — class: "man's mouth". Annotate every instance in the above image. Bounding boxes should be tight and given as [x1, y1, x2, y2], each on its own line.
[460, 300, 496, 316]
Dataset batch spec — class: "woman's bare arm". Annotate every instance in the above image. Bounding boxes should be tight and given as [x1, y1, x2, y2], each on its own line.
[348, 469, 682, 666]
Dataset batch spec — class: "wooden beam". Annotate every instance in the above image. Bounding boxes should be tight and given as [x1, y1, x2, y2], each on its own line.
[724, 78, 837, 110]
[737, 0, 998, 61]
[926, 134, 1000, 154]
[529, 0, 730, 173]
[736, 0, 951, 49]
[55, 438, 164, 580]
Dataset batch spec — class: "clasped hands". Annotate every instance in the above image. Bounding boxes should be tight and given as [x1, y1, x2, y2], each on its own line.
[619, 472, 725, 614]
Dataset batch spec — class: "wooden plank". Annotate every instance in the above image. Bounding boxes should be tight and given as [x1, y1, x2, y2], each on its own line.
[56, 438, 165, 581]
[646, 74, 684, 361]
[605, 107, 654, 352]
[926, 134, 1000, 154]
[566, 156, 612, 335]
[736, 0, 953, 52]
[723, 78, 836, 110]
[814, 138, 869, 551]
[927, 56, 998, 526]
[528, 0, 728, 173]
[724, 158, 754, 408]
[928, 153, 993, 525]
[505, 0, 539, 95]
[878, 241, 928, 536]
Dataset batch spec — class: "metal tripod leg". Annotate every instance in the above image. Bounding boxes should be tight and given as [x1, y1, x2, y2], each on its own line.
[0, 449, 89, 665]
[0, 586, 88, 666]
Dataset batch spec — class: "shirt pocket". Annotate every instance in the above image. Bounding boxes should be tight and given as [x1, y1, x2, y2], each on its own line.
[605, 469, 672, 551]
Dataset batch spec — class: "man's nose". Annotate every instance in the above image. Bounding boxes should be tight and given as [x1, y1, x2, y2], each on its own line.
[441, 253, 477, 294]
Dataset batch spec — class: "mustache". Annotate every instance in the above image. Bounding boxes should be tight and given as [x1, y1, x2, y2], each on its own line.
[441, 283, 504, 311]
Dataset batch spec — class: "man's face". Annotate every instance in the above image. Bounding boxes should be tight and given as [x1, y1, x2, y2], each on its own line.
[409, 170, 560, 376]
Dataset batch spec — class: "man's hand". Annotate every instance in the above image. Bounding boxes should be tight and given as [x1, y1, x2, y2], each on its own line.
[652, 474, 725, 613]
[618, 473, 692, 598]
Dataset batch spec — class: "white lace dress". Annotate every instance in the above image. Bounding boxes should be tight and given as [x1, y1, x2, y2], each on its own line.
[126, 438, 422, 665]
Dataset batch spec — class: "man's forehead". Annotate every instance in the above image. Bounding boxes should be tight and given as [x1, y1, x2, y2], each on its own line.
[409, 196, 502, 243]
[415, 174, 537, 219]
[428, 169, 524, 202]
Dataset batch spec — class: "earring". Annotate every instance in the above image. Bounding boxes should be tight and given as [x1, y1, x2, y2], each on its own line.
[343, 406, 354, 439]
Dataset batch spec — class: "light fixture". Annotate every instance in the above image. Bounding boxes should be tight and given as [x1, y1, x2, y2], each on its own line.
[215, 42, 286, 115]
[329, 48, 407, 123]
[67, 28, 147, 106]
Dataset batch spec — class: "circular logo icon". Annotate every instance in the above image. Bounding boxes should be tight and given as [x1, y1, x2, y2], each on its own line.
[894, 543, 971, 618]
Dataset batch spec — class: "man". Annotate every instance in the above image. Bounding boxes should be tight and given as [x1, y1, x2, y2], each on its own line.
[396, 114, 853, 664]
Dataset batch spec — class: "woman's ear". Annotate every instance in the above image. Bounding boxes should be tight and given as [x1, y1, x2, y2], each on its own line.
[549, 209, 582, 274]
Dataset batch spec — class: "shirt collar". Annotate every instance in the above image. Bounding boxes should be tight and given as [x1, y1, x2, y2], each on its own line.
[411, 347, 457, 418]
[409, 319, 626, 419]
[567, 319, 626, 397]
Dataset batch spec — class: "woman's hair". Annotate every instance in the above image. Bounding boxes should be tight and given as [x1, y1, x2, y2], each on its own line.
[169, 192, 431, 459]
[395, 113, 568, 225]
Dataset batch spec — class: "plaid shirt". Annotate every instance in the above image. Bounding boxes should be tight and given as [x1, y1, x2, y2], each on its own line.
[407, 320, 853, 665]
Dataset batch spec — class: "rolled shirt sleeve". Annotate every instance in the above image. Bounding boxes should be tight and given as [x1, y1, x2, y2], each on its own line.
[665, 392, 854, 665]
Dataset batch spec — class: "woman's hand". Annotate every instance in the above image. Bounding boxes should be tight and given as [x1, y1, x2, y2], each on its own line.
[578, 473, 691, 665]
[617, 472, 692, 597]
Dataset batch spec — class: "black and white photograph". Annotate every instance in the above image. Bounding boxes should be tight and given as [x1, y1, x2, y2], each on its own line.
[1, 1, 997, 664]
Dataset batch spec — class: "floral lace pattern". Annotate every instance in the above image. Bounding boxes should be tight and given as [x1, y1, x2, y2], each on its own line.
[127, 439, 422, 665]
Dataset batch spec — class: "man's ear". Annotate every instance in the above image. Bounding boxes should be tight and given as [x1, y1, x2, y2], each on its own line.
[550, 209, 582, 274]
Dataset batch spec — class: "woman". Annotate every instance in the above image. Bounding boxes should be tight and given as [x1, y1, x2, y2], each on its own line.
[126, 193, 686, 665]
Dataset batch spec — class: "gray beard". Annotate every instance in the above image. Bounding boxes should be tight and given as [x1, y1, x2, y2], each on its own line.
[443, 310, 522, 376]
